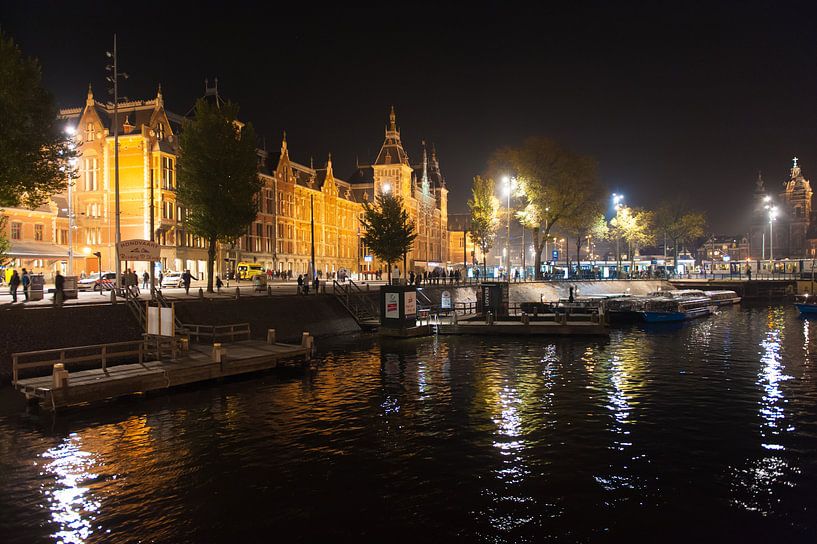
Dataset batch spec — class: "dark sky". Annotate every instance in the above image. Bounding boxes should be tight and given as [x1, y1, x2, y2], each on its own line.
[4, 0, 817, 232]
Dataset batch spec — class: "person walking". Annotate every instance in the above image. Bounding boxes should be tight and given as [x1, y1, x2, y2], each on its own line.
[313, 275, 319, 295]
[9, 270, 20, 303]
[54, 271, 65, 307]
[746, 263, 752, 281]
[216, 275, 224, 293]
[142, 271, 149, 290]
[182, 269, 197, 295]
[297, 274, 304, 295]
[158, 271, 164, 289]
[21, 268, 30, 302]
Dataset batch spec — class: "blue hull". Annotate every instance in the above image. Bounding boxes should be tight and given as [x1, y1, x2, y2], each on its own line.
[795, 303, 817, 315]
[642, 311, 686, 323]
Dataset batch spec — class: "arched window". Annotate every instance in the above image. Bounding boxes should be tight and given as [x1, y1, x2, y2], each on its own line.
[86, 122, 95, 142]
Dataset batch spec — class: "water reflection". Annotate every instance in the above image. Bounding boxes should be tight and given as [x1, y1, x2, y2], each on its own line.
[731, 307, 798, 515]
[41, 434, 101, 544]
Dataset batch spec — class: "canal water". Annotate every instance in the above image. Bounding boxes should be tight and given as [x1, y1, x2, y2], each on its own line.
[1, 304, 816, 543]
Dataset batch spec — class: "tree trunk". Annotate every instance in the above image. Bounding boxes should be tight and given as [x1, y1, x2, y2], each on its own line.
[387, 260, 392, 284]
[575, 236, 582, 277]
[207, 236, 217, 293]
[532, 226, 543, 280]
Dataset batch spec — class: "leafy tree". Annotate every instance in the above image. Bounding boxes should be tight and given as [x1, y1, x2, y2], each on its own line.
[562, 203, 606, 274]
[0, 31, 77, 208]
[467, 175, 500, 276]
[359, 193, 417, 282]
[611, 206, 655, 274]
[493, 137, 602, 279]
[176, 99, 261, 292]
[654, 201, 706, 270]
[0, 216, 10, 267]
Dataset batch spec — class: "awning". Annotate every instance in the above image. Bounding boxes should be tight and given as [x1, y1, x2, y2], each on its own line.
[9, 242, 69, 259]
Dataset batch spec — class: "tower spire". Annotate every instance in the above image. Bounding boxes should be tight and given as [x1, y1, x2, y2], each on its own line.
[389, 105, 396, 132]
[86, 83, 94, 106]
[155, 83, 163, 108]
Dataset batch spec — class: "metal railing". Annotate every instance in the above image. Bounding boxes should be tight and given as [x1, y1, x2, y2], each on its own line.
[12, 340, 145, 384]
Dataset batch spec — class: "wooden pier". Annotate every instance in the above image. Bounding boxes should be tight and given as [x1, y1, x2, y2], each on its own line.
[12, 333, 311, 410]
[436, 319, 608, 336]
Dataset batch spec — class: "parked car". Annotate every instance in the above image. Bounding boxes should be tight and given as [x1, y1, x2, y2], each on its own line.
[161, 272, 184, 289]
[78, 272, 117, 291]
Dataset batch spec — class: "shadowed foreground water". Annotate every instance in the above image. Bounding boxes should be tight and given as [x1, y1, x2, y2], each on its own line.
[1, 304, 817, 543]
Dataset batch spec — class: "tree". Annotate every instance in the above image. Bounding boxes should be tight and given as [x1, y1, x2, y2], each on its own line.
[493, 137, 602, 279]
[0, 31, 77, 208]
[176, 99, 261, 292]
[467, 176, 500, 276]
[654, 201, 706, 272]
[359, 193, 417, 283]
[611, 206, 655, 274]
[562, 203, 606, 275]
[0, 216, 10, 267]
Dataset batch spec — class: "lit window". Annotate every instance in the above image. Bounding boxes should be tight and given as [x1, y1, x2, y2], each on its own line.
[86, 122, 95, 142]
[11, 222, 22, 240]
[84, 157, 98, 191]
[34, 224, 43, 241]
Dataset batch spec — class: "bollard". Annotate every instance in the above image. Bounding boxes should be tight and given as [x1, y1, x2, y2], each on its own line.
[522, 312, 530, 325]
[267, 328, 276, 345]
[198, 287, 204, 299]
[212, 342, 224, 363]
[52, 363, 69, 388]
[301, 332, 314, 361]
[486, 310, 494, 325]
[267, 286, 272, 296]
[179, 336, 190, 352]
[110, 289, 116, 304]
[235, 287, 241, 300]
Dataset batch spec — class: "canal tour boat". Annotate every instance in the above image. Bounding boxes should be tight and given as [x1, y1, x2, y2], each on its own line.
[641, 296, 716, 323]
[703, 290, 742, 306]
[794, 294, 817, 315]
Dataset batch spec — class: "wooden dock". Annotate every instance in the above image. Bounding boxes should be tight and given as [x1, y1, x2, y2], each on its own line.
[12, 338, 310, 410]
[437, 320, 608, 336]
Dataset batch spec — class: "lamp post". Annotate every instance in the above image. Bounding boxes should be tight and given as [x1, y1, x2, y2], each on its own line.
[64, 125, 77, 276]
[769, 205, 777, 264]
[502, 176, 514, 282]
[106, 34, 128, 290]
[612, 193, 624, 276]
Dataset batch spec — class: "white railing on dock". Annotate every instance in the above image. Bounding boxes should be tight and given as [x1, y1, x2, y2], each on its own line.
[12, 340, 145, 384]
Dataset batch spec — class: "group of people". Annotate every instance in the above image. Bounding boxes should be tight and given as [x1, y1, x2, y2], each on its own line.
[400, 268, 462, 286]
[296, 274, 320, 295]
[6, 267, 66, 306]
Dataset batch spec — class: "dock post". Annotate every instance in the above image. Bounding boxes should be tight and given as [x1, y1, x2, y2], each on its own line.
[267, 286, 272, 296]
[199, 287, 204, 299]
[235, 287, 241, 300]
[301, 332, 314, 360]
[267, 329, 276, 344]
[52, 363, 69, 388]
[110, 289, 116, 304]
[212, 343, 224, 363]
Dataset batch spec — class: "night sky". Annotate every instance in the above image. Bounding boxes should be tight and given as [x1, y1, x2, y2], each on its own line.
[4, 0, 817, 232]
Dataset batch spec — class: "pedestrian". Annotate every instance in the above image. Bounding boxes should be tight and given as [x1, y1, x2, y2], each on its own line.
[9, 270, 20, 303]
[142, 271, 149, 290]
[158, 271, 164, 289]
[409, 271, 415, 285]
[746, 264, 752, 281]
[313, 275, 319, 294]
[54, 271, 65, 307]
[182, 269, 197, 295]
[216, 275, 224, 293]
[21, 268, 30, 302]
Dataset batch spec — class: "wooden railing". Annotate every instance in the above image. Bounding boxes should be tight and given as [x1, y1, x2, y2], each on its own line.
[12, 340, 145, 384]
[180, 323, 251, 343]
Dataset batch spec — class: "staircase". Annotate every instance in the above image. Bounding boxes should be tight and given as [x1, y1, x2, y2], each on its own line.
[333, 279, 380, 330]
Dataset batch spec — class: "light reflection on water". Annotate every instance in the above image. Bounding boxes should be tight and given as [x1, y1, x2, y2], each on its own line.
[1, 305, 817, 542]
[41, 434, 101, 544]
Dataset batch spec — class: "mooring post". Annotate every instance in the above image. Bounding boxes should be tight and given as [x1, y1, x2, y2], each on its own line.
[212, 342, 223, 363]
[267, 328, 276, 344]
[198, 287, 204, 299]
[301, 332, 314, 360]
[110, 289, 116, 304]
[267, 286, 272, 296]
[235, 287, 241, 300]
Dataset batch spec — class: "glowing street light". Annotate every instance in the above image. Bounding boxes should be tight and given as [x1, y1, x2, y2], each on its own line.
[382, 182, 391, 194]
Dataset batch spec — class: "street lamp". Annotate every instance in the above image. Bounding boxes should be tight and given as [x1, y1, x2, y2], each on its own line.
[64, 125, 77, 276]
[612, 193, 624, 275]
[502, 176, 515, 282]
[768, 205, 778, 265]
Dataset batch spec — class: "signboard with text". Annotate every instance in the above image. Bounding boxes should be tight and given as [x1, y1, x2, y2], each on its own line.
[404, 291, 416, 318]
[118, 239, 161, 261]
[385, 292, 400, 318]
[552, 250, 559, 260]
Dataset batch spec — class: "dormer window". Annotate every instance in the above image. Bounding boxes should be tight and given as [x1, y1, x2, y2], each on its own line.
[157, 122, 165, 140]
[86, 122, 95, 142]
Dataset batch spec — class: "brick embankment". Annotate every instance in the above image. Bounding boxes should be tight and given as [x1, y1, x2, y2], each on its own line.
[0, 304, 144, 383]
[0, 295, 360, 384]
[173, 295, 360, 343]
